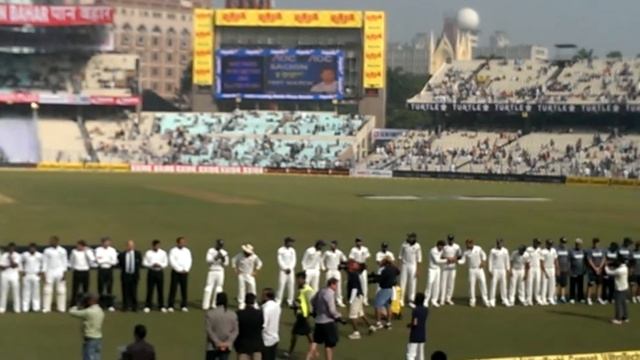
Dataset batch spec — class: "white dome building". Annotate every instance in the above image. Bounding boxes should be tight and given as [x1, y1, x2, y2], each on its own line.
[457, 7, 480, 31]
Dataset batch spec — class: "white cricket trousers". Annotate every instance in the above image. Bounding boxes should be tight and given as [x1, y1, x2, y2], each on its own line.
[440, 268, 457, 303]
[0, 273, 20, 313]
[490, 270, 508, 305]
[400, 264, 417, 305]
[237, 273, 256, 308]
[541, 268, 556, 303]
[202, 270, 225, 309]
[360, 271, 369, 303]
[326, 270, 343, 304]
[527, 268, 542, 304]
[43, 272, 66, 312]
[406, 342, 425, 360]
[306, 269, 321, 295]
[509, 269, 526, 305]
[424, 267, 441, 305]
[276, 270, 295, 305]
[468, 268, 488, 304]
[22, 274, 41, 312]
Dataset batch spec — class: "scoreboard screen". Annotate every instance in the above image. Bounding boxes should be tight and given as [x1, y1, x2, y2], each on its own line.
[215, 48, 344, 100]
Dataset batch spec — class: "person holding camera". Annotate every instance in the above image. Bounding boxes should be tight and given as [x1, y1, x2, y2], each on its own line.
[69, 294, 105, 360]
[203, 239, 229, 310]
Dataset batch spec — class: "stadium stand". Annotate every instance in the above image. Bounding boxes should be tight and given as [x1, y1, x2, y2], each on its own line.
[38, 118, 89, 162]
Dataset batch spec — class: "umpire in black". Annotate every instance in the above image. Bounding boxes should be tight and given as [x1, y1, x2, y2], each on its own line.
[118, 240, 142, 312]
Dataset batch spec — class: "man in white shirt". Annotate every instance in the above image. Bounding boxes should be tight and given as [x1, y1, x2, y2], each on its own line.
[349, 238, 371, 305]
[398, 233, 422, 307]
[232, 244, 263, 310]
[261, 287, 281, 360]
[323, 240, 347, 307]
[525, 239, 543, 306]
[69, 240, 96, 307]
[43, 235, 68, 313]
[488, 239, 511, 307]
[21, 243, 43, 312]
[376, 242, 395, 266]
[540, 239, 559, 306]
[276, 237, 297, 306]
[203, 239, 229, 310]
[605, 259, 629, 324]
[302, 240, 326, 294]
[509, 245, 529, 306]
[117, 240, 142, 312]
[424, 240, 447, 307]
[0, 242, 22, 313]
[94, 236, 118, 311]
[168, 236, 192, 312]
[143, 239, 168, 313]
[440, 234, 461, 306]
[458, 239, 489, 307]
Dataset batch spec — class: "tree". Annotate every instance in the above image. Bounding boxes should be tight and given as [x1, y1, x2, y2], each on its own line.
[385, 67, 434, 129]
[606, 50, 623, 59]
[574, 48, 593, 61]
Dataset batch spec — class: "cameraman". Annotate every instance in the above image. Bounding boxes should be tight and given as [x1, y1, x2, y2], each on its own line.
[69, 294, 105, 360]
[307, 278, 345, 360]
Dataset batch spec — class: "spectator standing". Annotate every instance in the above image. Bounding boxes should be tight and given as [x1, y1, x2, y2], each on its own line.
[43, 235, 68, 313]
[205, 293, 239, 360]
[69, 294, 105, 360]
[121, 324, 156, 360]
[261, 288, 281, 360]
[374, 257, 399, 329]
[406, 293, 429, 360]
[118, 240, 142, 312]
[168, 236, 192, 312]
[569, 238, 586, 304]
[605, 259, 630, 324]
[21, 242, 43, 312]
[95, 237, 118, 311]
[143, 240, 168, 313]
[0, 242, 22, 313]
[69, 240, 96, 307]
[307, 278, 344, 360]
[235, 293, 264, 360]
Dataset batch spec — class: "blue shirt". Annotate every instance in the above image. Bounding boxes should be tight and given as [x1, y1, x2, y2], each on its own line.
[409, 306, 429, 343]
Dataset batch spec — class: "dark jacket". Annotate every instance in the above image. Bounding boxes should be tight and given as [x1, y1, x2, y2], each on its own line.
[118, 250, 142, 279]
[234, 307, 264, 354]
[122, 339, 156, 360]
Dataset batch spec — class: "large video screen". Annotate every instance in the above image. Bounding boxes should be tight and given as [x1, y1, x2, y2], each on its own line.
[215, 48, 344, 100]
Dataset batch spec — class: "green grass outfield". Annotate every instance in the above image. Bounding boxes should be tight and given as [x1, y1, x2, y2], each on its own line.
[0, 171, 639, 360]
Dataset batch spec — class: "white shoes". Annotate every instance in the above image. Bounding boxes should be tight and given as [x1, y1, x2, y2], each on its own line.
[445, 300, 455, 306]
[430, 301, 440, 308]
[587, 298, 593, 306]
[469, 300, 476, 308]
[337, 302, 346, 308]
[408, 302, 416, 308]
[348, 331, 361, 340]
[143, 307, 150, 313]
[108, 307, 116, 312]
[168, 307, 175, 312]
[181, 307, 189, 312]
[160, 307, 167, 313]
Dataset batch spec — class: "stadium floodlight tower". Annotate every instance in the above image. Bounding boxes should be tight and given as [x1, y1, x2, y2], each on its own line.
[554, 43, 579, 63]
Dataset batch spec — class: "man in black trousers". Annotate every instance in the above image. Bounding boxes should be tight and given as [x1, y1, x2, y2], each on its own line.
[143, 239, 169, 313]
[118, 240, 142, 312]
[95, 236, 118, 311]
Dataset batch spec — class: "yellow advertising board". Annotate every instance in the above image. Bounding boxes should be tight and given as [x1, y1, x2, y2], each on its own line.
[363, 11, 385, 89]
[215, 9, 362, 28]
[193, 8, 214, 86]
[478, 350, 640, 360]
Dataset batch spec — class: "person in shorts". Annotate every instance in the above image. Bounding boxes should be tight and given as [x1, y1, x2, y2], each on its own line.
[285, 272, 313, 358]
[346, 260, 376, 339]
[307, 278, 344, 360]
[374, 256, 399, 330]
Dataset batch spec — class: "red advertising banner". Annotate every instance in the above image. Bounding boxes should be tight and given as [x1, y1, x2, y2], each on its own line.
[0, 5, 114, 26]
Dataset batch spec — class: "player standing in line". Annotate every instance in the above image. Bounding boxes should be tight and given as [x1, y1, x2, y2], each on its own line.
[508, 245, 529, 307]
[21, 243, 43, 312]
[488, 239, 510, 307]
[349, 238, 371, 306]
[398, 233, 422, 308]
[0, 243, 22, 313]
[586, 237, 606, 305]
[202, 239, 229, 310]
[439, 234, 461, 306]
[376, 242, 395, 266]
[569, 238, 586, 304]
[95, 236, 118, 312]
[42, 235, 68, 313]
[525, 239, 543, 306]
[618, 237, 633, 263]
[276, 237, 297, 307]
[458, 239, 489, 307]
[424, 240, 446, 307]
[69, 240, 96, 307]
[540, 239, 558, 305]
[555, 237, 570, 303]
[602, 242, 619, 304]
[167, 236, 192, 312]
[302, 241, 326, 295]
[233, 244, 263, 310]
[631, 241, 640, 303]
[143, 239, 168, 313]
[323, 240, 347, 307]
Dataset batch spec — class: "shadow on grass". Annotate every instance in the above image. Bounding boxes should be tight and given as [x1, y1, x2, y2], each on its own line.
[546, 309, 610, 323]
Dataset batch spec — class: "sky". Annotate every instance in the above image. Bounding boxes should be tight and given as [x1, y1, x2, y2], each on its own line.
[213, 0, 640, 57]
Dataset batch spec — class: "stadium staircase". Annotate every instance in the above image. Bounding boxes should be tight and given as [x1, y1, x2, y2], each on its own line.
[454, 132, 522, 172]
[77, 118, 99, 162]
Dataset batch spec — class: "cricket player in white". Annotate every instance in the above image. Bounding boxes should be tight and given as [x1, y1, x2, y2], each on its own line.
[424, 240, 447, 307]
[232, 244, 263, 310]
[349, 238, 371, 305]
[202, 239, 229, 310]
[0, 243, 22, 313]
[22, 243, 43, 312]
[376, 242, 395, 266]
[540, 239, 558, 305]
[458, 239, 489, 307]
[324, 240, 347, 307]
[276, 237, 297, 306]
[525, 239, 543, 306]
[42, 235, 68, 313]
[398, 232, 422, 307]
[509, 245, 529, 306]
[440, 234, 461, 305]
[302, 240, 326, 293]
[488, 239, 510, 307]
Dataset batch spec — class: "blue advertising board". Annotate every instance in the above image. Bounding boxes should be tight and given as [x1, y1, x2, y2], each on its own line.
[215, 48, 345, 100]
